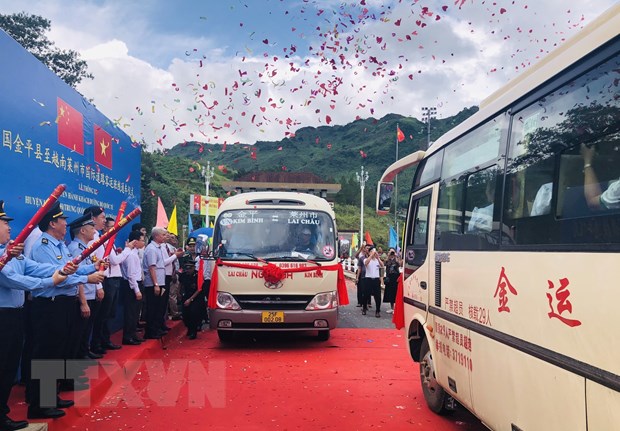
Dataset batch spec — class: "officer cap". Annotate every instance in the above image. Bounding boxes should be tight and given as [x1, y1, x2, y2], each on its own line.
[186, 237, 197, 246]
[0, 200, 14, 221]
[83, 206, 104, 217]
[38, 201, 68, 231]
[68, 214, 95, 240]
[69, 214, 95, 230]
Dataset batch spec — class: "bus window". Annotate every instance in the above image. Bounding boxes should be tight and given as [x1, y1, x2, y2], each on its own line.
[465, 167, 498, 234]
[503, 51, 620, 247]
[405, 193, 431, 271]
[413, 150, 443, 190]
[435, 176, 465, 249]
[442, 115, 505, 179]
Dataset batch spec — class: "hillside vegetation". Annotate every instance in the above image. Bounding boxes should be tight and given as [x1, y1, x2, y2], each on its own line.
[141, 108, 478, 247]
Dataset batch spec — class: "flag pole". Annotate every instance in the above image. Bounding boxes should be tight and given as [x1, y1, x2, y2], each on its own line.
[395, 124, 399, 243]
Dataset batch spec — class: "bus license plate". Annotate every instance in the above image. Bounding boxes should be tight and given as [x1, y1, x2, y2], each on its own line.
[262, 311, 284, 323]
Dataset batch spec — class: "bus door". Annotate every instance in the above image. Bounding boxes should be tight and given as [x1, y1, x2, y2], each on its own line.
[402, 187, 433, 326]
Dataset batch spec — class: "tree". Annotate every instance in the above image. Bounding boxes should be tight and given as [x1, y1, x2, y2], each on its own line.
[0, 12, 92, 88]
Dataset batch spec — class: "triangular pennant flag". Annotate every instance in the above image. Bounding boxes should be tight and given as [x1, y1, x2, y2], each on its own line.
[167, 205, 178, 235]
[365, 231, 373, 245]
[156, 197, 169, 228]
[188, 213, 194, 233]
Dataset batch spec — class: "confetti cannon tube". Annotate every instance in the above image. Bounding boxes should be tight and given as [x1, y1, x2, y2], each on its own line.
[0, 184, 66, 272]
[103, 201, 127, 259]
[65, 207, 141, 271]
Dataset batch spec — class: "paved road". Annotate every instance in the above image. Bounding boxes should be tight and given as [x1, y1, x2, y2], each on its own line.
[338, 277, 486, 430]
[339, 277, 397, 329]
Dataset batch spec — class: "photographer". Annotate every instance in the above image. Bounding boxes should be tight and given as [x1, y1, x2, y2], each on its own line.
[363, 245, 384, 318]
[383, 249, 401, 314]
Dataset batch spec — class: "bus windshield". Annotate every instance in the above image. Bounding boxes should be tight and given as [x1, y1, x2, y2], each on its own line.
[213, 209, 337, 261]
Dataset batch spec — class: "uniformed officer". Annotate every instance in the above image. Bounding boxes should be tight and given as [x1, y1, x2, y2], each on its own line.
[0, 200, 72, 431]
[27, 201, 105, 420]
[67, 214, 104, 361]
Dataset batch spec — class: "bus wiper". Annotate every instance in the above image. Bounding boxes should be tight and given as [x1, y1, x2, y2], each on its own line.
[230, 252, 260, 260]
[266, 256, 308, 262]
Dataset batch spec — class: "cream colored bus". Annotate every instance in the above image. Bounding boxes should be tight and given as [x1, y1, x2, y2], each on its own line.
[208, 191, 343, 342]
[376, 5, 619, 430]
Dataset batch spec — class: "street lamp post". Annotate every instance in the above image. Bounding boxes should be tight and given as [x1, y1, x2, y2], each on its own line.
[421, 106, 437, 148]
[355, 166, 369, 245]
[201, 161, 215, 227]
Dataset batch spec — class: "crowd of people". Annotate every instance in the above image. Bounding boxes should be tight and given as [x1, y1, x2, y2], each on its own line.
[354, 242, 401, 318]
[0, 200, 212, 430]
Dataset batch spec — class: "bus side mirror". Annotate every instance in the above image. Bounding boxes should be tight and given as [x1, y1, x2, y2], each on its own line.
[376, 182, 394, 215]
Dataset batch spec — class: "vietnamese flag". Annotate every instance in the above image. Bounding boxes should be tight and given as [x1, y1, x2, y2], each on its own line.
[397, 126, 405, 143]
[192, 194, 202, 214]
[57, 97, 84, 154]
[94, 125, 113, 169]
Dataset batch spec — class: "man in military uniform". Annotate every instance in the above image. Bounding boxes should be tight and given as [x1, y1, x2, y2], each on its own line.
[27, 201, 105, 420]
[0, 201, 74, 431]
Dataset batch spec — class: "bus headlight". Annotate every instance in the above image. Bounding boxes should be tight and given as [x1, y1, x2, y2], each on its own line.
[216, 292, 241, 310]
[306, 291, 338, 310]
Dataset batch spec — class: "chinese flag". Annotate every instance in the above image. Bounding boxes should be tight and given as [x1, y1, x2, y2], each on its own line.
[57, 97, 84, 155]
[397, 126, 405, 143]
[94, 125, 113, 169]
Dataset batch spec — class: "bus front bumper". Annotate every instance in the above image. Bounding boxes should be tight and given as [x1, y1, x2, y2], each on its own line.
[209, 308, 338, 332]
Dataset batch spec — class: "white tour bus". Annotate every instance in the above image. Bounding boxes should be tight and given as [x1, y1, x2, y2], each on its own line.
[208, 191, 342, 342]
[376, 5, 619, 431]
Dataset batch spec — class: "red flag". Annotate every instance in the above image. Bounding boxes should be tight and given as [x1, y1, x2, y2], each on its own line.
[57, 97, 84, 155]
[392, 274, 405, 329]
[397, 126, 405, 143]
[94, 125, 113, 169]
[192, 194, 202, 213]
[365, 231, 373, 245]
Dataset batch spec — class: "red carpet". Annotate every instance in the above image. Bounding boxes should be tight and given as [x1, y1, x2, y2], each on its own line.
[9, 324, 486, 430]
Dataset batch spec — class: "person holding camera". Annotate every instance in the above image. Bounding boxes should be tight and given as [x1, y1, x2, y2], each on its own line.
[363, 245, 384, 318]
[383, 249, 401, 314]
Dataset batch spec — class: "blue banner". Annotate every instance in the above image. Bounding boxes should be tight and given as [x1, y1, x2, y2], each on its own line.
[388, 226, 398, 248]
[0, 30, 141, 244]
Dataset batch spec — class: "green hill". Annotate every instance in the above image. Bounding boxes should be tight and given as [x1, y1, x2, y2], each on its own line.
[141, 107, 478, 247]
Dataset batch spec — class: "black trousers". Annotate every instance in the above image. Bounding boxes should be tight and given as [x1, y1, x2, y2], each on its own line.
[122, 280, 142, 341]
[20, 298, 33, 386]
[182, 291, 206, 336]
[356, 278, 364, 306]
[0, 308, 24, 418]
[362, 278, 381, 312]
[144, 286, 164, 337]
[77, 299, 100, 358]
[160, 275, 172, 329]
[28, 296, 79, 408]
[92, 277, 121, 348]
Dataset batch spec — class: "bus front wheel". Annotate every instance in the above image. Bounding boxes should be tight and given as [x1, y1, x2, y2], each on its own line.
[420, 337, 450, 414]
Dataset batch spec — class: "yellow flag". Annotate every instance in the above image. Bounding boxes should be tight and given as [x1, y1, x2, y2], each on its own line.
[167, 205, 178, 235]
[351, 233, 358, 253]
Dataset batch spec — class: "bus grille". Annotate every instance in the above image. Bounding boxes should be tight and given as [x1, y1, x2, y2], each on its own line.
[234, 294, 314, 310]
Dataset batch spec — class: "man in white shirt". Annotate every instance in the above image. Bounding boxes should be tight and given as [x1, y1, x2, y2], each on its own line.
[363, 245, 384, 318]
[120, 231, 145, 345]
[92, 217, 133, 354]
[142, 228, 181, 339]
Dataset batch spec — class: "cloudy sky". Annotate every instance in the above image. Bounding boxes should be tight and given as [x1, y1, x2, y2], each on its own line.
[0, 0, 616, 150]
